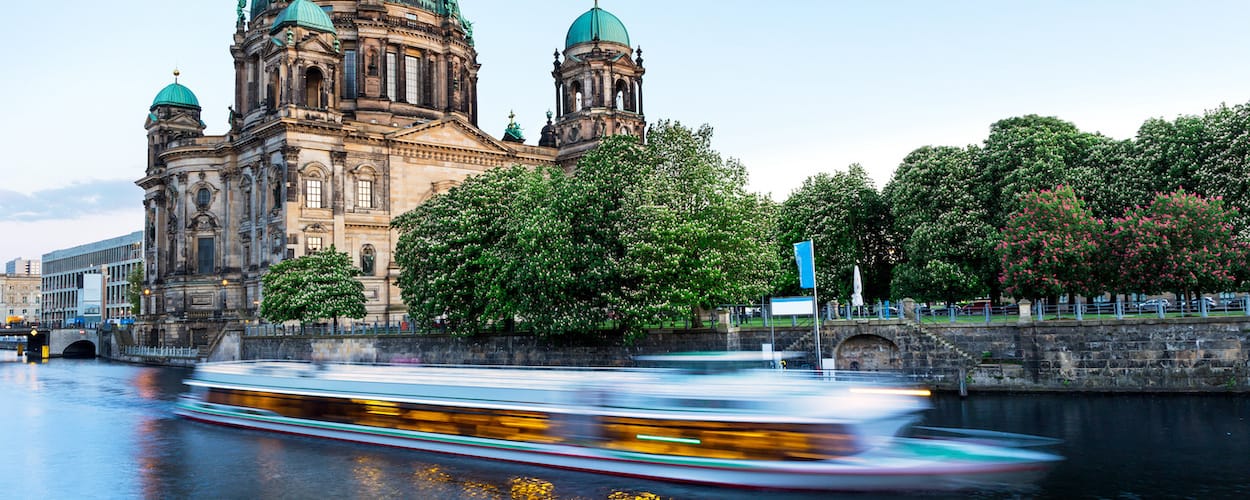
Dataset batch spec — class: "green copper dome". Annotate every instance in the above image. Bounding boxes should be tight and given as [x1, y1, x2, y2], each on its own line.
[150, 82, 200, 111]
[270, 0, 336, 35]
[565, 7, 630, 49]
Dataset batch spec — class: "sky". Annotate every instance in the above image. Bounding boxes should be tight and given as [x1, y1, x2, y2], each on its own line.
[4, 0, 1250, 262]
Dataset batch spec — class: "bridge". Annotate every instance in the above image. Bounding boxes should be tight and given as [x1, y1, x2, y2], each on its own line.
[0, 327, 99, 358]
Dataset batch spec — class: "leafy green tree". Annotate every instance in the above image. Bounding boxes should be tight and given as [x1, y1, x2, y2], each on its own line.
[392, 122, 777, 338]
[998, 186, 1105, 300]
[126, 265, 144, 316]
[1130, 115, 1207, 196]
[392, 165, 555, 335]
[778, 165, 893, 302]
[1109, 190, 1244, 297]
[977, 115, 1105, 227]
[885, 146, 995, 304]
[619, 122, 778, 328]
[1082, 137, 1145, 221]
[1195, 103, 1250, 238]
[975, 115, 1106, 300]
[260, 247, 366, 330]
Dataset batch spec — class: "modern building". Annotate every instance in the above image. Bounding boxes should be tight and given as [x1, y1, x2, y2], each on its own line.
[40, 231, 143, 328]
[136, 1, 647, 347]
[1, 274, 41, 326]
[5, 258, 41, 276]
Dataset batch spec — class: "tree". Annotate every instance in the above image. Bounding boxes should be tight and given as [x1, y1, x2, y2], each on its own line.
[998, 186, 1105, 300]
[260, 247, 366, 330]
[392, 165, 556, 335]
[1109, 190, 1244, 298]
[778, 165, 894, 302]
[392, 122, 777, 338]
[1195, 103, 1250, 239]
[618, 122, 778, 328]
[126, 265, 144, 316]
[885, 146, 995, 304]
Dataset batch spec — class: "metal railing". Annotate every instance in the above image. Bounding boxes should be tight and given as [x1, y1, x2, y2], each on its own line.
[122, 345, 200, 358]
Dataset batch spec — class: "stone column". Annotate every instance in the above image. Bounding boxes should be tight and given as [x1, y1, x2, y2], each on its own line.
[1018, 299, 1033, 324]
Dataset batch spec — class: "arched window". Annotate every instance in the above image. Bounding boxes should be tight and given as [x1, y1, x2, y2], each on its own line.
[572, 81, 584, 112]
[196, 188, 211, 210]
[360, 244, 376, 276]
[305, 67, 325, 108]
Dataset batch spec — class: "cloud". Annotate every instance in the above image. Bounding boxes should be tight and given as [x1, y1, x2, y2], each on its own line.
[0, 179, 141, 221]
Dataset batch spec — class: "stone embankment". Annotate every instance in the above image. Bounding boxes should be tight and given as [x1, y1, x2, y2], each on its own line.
[201, 316, 1250, 393]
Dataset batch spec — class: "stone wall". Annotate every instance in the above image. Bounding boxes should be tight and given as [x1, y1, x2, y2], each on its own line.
[232, 317, 1250, 392]
[928, 317, 1250, 392]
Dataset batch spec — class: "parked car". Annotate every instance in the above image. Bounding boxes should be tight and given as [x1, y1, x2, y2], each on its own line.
[1136, 298, 1170, 311]
[1187, 297, 1217, 310]
[1221, 297, 1247, 309]
[962, 300, 993, 314]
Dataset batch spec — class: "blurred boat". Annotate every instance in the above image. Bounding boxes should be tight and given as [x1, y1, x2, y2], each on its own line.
[174, 354, 1060, 492]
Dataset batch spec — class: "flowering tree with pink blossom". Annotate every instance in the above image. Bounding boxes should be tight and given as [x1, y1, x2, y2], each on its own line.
[1109, 190, 1244, 297]
[999, 186, 1105, 300]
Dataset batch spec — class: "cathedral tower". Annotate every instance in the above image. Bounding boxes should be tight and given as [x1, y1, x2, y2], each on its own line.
[552, 3, 646, 168]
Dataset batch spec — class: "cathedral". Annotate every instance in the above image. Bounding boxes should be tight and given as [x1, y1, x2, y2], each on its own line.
[135, 0, 647, 347]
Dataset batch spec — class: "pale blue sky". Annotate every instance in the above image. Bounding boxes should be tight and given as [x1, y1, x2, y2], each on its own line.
[4, 0, 1250, 261]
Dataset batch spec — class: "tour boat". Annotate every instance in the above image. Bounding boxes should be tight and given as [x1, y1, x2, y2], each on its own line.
[174, 356, 1060, 492]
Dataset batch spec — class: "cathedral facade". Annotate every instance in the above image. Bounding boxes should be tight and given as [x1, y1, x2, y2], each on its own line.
[135, 0, 646, 347]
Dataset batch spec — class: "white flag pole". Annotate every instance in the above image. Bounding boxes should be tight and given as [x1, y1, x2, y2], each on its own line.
[810, 240, 822, 371]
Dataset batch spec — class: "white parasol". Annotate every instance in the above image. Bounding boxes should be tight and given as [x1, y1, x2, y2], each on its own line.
[851, 264, 864, 307]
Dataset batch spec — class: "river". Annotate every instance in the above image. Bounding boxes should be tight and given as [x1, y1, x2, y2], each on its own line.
[2, 352, 1248, 499]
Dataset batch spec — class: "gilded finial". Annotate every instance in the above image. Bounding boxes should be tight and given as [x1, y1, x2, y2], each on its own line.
[173, 68, 181, 82]
[508, 110, 517, 124]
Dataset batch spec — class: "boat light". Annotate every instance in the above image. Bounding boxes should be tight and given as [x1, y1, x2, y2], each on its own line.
[849, 387, 932, 397]
[636, 434, 701, 445]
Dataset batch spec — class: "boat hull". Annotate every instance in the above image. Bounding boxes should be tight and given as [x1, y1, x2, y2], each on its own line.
[175, 398, 1058, 492]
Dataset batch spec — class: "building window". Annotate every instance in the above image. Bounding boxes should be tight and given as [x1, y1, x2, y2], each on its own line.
[307, 179, 323, 208]
[196, 188, 211, 210]
[344, 50, 357, 98]
[197, 237, 215, 275]
[357, 180, 373, 209]
[386, 52, 398, 101]
[361, 245, 376, 275]
[307, 236, 323, 253]
[405, 56, 421, 105]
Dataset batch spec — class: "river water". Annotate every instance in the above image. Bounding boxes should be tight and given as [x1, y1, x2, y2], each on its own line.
[2, 352, 1249, 499]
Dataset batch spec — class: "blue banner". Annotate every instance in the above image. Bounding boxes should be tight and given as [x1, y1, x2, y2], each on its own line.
[794, 240, 815, 289]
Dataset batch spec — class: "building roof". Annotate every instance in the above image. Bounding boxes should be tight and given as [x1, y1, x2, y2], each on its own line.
[150, 81, 201, 111]
[565, 6, 630, 49]
[251, 0, 271, 19]
[270, 0, 337, 35]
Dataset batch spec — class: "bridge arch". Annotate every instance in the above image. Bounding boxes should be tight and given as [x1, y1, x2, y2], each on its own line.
[62, 340, 97, 358]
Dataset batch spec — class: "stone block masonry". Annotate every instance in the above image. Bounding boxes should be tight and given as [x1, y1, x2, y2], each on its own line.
[231, 317, 1250, 392]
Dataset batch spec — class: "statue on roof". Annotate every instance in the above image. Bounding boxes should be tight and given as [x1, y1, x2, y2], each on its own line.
[502, 111, 525, 143]
[237, 0, 246, 24]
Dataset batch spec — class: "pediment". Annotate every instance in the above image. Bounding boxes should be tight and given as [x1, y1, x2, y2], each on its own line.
[147, 111, 203, 129]
[387, 117, 513, 154]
